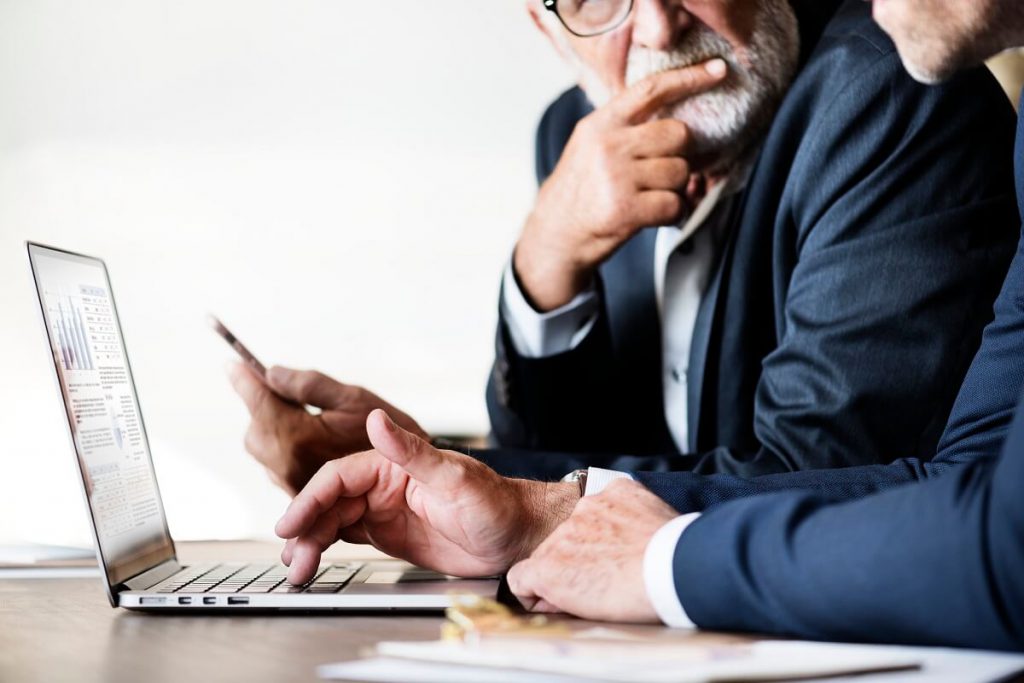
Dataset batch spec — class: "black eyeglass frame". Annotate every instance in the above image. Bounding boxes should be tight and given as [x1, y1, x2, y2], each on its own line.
[542, 0, 636, 38]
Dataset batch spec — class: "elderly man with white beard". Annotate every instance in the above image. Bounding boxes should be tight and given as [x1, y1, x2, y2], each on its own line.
[478, 0, 1020, 482]
[229, 0, 1017, 499]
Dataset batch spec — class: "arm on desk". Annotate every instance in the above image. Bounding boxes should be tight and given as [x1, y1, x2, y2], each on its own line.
[671, 420, 1024, 650]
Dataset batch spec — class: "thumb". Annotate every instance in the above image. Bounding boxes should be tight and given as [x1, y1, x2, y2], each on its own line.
[266, 366, 352, 408]
[366, 409, 456, 489]
[610, 58, 728, 125]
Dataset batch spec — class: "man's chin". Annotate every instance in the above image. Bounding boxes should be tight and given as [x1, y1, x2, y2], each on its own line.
[899, 59, 947, 85]
[873, 5, 966, 84]
[895, 43, 967, 84]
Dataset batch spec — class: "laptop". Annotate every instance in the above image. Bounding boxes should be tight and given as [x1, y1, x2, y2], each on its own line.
[26, 241, 499, 611]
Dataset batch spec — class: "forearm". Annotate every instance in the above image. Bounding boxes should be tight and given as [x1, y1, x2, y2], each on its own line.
[635, 449, 968, 512]
[473, 442, 975, 514]
[673, 454, 1023, 650]
[471, 446, 687, 481]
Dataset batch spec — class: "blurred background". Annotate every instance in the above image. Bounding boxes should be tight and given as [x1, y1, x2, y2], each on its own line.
[0, 0, 574, 546]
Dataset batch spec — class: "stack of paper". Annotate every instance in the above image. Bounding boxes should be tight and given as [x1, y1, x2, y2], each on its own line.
[320, 630, 1024, 683]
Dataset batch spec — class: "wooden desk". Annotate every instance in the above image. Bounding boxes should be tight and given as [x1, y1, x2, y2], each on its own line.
[0, 540, 749, 683]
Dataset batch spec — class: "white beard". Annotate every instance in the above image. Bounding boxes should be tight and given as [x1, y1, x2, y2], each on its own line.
[577, 0, 801, 173]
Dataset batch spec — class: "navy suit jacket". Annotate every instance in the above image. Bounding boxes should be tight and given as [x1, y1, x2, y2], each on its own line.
[483, 0, 1018, 480]
[670, 110, 1024, 648]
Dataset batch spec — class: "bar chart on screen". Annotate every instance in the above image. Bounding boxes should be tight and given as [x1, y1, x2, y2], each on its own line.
[45, 285, 119, 371]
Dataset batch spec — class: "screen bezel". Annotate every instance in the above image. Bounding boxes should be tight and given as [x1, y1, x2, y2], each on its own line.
[26, 241, 177, 601]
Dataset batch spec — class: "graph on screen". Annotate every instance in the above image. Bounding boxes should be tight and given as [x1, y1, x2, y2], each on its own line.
[31, 246, 174, 584]
[46, 285, 120, 371]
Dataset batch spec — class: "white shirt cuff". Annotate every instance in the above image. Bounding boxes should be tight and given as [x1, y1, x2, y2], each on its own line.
[500, 260, 599, 358]
[643, 513, 701, 628]
[583, 468, 633, 496]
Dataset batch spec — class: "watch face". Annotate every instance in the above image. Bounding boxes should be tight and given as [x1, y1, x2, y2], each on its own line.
[562, 469, 585, 482]
[560, 469, 588, 497]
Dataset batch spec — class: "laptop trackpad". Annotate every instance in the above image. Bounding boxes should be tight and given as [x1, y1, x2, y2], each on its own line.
[364, 569, 455, 584]
[346, 562, 498, 598]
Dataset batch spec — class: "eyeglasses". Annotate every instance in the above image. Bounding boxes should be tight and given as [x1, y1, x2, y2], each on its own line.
[543, 0, 635, 38]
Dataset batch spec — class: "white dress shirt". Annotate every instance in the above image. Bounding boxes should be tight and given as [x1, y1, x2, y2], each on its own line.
[501, 181, 733, 452]
[503, 177, 747, 627]
[583, 468, 700, 628]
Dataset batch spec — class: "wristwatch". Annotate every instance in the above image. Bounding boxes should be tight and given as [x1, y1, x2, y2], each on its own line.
[561, 468, 589, 497]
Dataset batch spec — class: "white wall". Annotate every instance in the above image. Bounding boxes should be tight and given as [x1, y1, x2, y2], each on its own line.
[0, 0, 575, 545]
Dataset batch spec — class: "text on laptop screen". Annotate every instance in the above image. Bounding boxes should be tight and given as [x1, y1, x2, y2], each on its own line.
[28, 245, 174, 585]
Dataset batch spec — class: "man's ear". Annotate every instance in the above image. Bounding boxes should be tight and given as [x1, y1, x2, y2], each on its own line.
[526, 0, 575, 64]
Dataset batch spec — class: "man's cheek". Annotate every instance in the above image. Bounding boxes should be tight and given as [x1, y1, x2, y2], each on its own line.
[685, 0, 756, 53]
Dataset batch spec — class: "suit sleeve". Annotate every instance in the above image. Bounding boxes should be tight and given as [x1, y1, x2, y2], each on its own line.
[630, 225, 1024, 509]
[478, 228, 1020, 508]
[487, 88, 635, 453]
[477, 229, 1024, 508]
[472, 439, 969, 510]
[670, 395, 1024, 651]
[934, 229, 1024, 463]
[686, 56, 1017, 477]
[486, 294, 624, 452]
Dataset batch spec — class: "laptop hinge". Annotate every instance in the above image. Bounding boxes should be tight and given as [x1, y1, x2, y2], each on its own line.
[123, 558, 183, 591]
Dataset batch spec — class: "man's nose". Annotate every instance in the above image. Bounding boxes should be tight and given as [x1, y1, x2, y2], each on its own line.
[632, 0, 691, 51]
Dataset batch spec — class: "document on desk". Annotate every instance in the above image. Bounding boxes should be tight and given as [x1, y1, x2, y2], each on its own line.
[0, 543, 99, 578]
[319, 634, 943, 682]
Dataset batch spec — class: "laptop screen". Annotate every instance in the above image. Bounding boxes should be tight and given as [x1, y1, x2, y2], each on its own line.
[27, 243, 175, 586]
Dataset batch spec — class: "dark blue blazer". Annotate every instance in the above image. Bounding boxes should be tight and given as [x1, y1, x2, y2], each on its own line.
[483, 0, 1019, 480]
[671, 114, 1024, 648]
[675, 394, 1024, 649]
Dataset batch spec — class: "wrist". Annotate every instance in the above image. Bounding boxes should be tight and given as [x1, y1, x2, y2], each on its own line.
[511, 480, 579, 563]
[514, 229, 592, 313]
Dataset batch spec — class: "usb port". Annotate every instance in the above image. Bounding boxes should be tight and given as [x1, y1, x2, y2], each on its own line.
[139, 597, 166, 606]
[203, 597, 217, 605]
[178, 597, 192, 605]
[227, 597, 249, 605]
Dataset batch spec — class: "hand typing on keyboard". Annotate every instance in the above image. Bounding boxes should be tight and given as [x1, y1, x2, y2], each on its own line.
[275, 410, 580, 584]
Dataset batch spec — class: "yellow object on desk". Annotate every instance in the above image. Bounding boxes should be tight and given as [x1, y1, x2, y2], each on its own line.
[441, 593, 570, 642]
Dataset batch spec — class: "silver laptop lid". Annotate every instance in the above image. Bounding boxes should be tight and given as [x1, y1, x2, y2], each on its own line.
[27, 243, 176, 598]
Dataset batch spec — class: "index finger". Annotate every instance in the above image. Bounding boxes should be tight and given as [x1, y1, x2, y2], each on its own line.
[506, 559, 548, 612]
[227, 361, 286, 418]
[609, 58, 728, 124]
[274, 454, 379, 539]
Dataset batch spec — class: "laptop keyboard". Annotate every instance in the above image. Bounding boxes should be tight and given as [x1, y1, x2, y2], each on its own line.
[150, 562, 363, 595]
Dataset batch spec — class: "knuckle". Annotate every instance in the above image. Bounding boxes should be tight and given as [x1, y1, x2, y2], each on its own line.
[282, 439, 304, 465]
[672, 158, 691, 179]
[660, 193, 683, 219]
[575, 114, 600, 140]
[295, 371, 318, 396]
[604, 204, 629, 235]
[673, 123, 691, 148]
[595, 134, 618, 161]
[506, 564, 528, 592]
[445, 457, 470, 482]
[637, 76, 659, 101]
[243, 428, 264, 458]
[652, 119, 689, 151]
[660, 118, 687, 138]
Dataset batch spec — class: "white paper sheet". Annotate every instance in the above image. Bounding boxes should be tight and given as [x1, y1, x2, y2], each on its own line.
[319, 639, 1024, 683]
